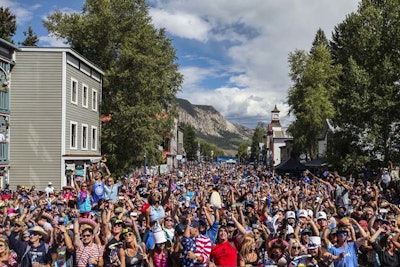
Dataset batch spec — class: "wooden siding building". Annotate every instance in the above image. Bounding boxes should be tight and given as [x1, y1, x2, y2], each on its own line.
[10, 47, 103, 189]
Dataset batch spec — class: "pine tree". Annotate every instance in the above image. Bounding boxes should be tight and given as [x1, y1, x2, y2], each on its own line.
[19, 25, 39, 46]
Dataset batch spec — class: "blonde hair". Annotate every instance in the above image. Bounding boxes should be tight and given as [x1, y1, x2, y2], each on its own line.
[288, 238, 301, 257]
[0, 238, 10, 258]
[239, 233, 256, 256]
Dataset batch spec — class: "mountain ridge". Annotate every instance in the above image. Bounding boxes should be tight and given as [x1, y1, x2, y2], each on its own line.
[176, 98, 253, 153]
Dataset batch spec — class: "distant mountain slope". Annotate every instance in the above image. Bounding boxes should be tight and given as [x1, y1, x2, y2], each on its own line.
[176, 98, 253, 152]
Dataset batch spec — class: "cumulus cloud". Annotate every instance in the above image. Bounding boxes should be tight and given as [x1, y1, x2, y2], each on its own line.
[0, 0, 38, 25]
[149, 0, 359, 128]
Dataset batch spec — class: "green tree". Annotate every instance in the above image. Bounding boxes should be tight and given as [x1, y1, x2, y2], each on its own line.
[250, 123, 266, 162]
[0, 7, 16, 43]
[237, 141, 251, 163]
[19, 25, 39, 46]
[182, 124, 197, 161]
[44, 0, 183, 176]
[330, 0, 400, 166]
[287, 29, 341, 159]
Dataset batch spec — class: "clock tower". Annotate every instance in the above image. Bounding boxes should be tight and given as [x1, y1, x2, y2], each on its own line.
[271, 105, 280, 122]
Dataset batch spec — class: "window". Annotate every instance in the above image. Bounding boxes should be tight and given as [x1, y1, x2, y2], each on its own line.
[91, 126, 97, 150]
[82, 84, 88, 108]
[92, 89, 98, 111]
[82, 124, 88, 150]
[71, 78, 78, 104]
[70, 121, 78, 149]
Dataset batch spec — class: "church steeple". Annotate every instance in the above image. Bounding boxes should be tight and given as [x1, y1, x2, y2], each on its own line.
[271, 105, 280, 122]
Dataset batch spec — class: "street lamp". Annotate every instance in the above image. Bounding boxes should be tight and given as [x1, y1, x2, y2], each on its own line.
[143, 154, 147, 174]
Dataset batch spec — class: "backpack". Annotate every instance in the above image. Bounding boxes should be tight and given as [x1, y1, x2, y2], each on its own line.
[19, 243, 49, 266]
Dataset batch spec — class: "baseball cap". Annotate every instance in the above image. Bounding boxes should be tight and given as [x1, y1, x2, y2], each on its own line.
[298, 209, 308, 218]
[316, 211, 327, 220]
[308, 236, 321, 249]
[301, 228, 312, 235]
[285, 211, 296, 220]
[190, 220, 200, 228]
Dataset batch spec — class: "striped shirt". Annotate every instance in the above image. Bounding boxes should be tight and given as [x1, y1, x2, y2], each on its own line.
[75, 242, 103, 267]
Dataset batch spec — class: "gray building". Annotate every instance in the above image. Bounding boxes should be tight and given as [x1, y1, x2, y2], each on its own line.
[0, 39, 18, 188]
[10, 47, 103, 189]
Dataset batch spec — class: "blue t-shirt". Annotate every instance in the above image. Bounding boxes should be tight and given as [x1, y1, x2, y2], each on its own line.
[91, 181, 105, 204]
[329, 242, 359, 267]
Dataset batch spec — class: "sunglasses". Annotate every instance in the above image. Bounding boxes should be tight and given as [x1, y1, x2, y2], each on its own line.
[113, 223, 123, 227]
[82, 234, 92, 238]
[338, 232, 348, 236]
[292, 246, 301, 250]
[124, 232, 135, 238]
[30, 232, 40, 236]
[165, 219, 173, 222]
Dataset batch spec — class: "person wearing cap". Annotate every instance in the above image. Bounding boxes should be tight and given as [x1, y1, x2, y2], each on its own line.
[118, 227, 148, 267]
[45, 182, 54, 198]
[102, 211, 125, 267]
[181, 218, 211, 267]
[6, 225, 51, 266]
[148, 229, 169, 267]
[74, 219, 104, 267]
[328, 218, 368, 267]
[210, 225, 237, 267]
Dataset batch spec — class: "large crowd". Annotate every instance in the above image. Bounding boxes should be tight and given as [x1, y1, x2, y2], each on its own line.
[0, 160, 399, 267]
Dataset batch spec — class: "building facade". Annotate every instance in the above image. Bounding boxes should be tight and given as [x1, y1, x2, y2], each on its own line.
[0, 39, 18, 187]
[266, 105, 292, 166]
[10, 47, 103, 189]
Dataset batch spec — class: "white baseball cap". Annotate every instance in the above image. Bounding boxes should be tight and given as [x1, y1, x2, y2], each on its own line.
[316, 211, 327, 220]
[285, 211, 296, 219]
[298, 209, 308, 218]
[308, 236, 321, 249]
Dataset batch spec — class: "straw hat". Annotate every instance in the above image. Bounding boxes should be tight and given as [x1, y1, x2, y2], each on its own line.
[29, 226, 48, 239]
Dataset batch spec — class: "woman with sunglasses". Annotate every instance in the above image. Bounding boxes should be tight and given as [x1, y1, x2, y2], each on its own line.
[73, 177, 91, 214]
[286, 238, 303, 266]
[119, 227, 148, 267]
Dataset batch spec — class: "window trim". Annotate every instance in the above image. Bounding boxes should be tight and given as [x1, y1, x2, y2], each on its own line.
[70, 121, 78, 150]
[91, 126, 98, 151]
[82, 83, 88, 108]
[81, 123, 88, 150]
[71, 78, 78, 105]
[91, 88, 98, 111]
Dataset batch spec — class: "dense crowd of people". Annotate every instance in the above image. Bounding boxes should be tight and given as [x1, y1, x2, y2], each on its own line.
[0, 160, 399, 267]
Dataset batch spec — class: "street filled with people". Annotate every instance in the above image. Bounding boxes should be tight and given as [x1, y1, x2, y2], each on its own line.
[0, 160, 399, 267]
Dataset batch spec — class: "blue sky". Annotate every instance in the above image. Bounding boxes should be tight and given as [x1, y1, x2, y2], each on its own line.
[2, 0, 359, 129]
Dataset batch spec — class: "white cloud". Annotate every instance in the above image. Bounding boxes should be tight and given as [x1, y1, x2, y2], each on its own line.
[0, 0, 38, 25]
[39, 34, 69, 47]
[150, 0, 359, 128]
[150, 9, 210, 42]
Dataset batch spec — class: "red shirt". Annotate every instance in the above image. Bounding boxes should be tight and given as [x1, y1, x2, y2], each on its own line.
[211, 240, 238, 267]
